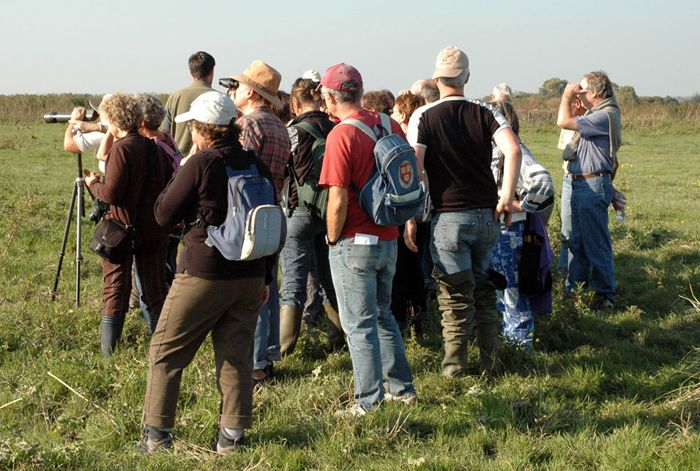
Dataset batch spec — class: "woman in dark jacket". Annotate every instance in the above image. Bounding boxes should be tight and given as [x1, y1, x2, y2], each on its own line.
[85, 93, 172, 356]
[279, 78, 343, 357]
[140, 91, 273, 454]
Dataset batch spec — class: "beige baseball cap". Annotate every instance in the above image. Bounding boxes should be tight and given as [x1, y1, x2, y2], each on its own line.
[432, 46, 469, 79]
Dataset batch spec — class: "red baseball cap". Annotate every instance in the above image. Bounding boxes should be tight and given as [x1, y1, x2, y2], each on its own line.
[320, 63, 363, 92]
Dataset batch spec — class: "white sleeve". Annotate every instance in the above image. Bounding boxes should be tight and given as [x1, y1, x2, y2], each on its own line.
[74, 131, 104, 153]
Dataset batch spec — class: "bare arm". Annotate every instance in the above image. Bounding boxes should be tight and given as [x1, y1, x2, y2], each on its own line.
[96, 132, 114, 162]
[63, 107, 85, 153]
[493, 127, 522, 225]
[326, 186, 348, 243]
[557, 83, 581, 131]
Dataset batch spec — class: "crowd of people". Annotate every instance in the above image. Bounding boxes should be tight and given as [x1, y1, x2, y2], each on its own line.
[62, 46, 623, 453]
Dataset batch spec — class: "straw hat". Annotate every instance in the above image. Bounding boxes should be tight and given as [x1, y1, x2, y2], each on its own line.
[232, 60, 282, 107]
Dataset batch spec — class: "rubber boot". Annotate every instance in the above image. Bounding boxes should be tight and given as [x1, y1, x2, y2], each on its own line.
[324, 304, 345, 351]
[474, 284, 502, 377]
[434, 268, 476, 377]
[279, 305, 304, 357]
[100, 315, 125, 357]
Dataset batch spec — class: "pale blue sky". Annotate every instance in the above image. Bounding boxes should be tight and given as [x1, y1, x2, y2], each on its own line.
[1, 0, 697, 98]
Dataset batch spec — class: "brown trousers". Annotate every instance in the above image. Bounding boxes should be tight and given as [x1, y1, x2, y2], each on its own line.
[102, 238, 168, 319]
[142, 273, 264, 429]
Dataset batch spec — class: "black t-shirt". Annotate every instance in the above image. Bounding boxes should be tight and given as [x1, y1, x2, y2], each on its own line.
[415, 97, 509, 212]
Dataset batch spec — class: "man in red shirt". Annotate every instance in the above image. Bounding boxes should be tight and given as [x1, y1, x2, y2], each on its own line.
[319, 63, 417, 415]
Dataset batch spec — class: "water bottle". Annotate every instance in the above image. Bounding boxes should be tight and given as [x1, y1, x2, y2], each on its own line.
[616, 209, 626, 222]
[613, 190, 626, 222]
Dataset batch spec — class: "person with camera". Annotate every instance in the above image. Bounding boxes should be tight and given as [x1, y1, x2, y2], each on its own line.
[140, 91, 274, 453]
[84, 93, 173, 356]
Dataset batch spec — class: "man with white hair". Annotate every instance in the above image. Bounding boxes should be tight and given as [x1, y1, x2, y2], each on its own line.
[405, 46, 521, 377]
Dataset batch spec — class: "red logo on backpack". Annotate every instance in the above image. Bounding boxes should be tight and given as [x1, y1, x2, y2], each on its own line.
[399, 161, 413, 188]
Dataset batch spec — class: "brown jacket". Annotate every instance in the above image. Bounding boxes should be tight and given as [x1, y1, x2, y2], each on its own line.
[91, 131, 173, 245]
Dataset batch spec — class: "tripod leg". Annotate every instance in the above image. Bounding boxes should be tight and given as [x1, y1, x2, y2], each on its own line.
[76, 177, 84, 306]
[51, 182, 78, 301]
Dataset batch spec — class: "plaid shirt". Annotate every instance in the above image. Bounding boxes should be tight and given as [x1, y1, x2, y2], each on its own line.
[238, 107, 291, 200]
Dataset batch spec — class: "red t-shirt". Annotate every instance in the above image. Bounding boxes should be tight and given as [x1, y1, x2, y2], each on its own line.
[319, 109, 405, 240]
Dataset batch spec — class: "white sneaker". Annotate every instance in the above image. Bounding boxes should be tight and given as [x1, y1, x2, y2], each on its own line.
[384, 392, 419, 405]
[334, 403, 369, 417]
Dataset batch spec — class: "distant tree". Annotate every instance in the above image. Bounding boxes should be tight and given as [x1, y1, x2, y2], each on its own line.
[617, 85, 639, 104]
[539, 78, 567, 98]
[690, 93, 700, 103]
[663, 96, 679, 105]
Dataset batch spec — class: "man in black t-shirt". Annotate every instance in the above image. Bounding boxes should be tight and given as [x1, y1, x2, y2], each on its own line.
[405, 46, 522, 377]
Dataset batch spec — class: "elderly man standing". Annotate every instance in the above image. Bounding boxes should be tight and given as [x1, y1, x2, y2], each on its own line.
[161, 51, 216, 156]
[405, 46, 521, 377]
[231, 60, 291, 382]
[557, 71, 621, 310]
[319, 63, 417, 415]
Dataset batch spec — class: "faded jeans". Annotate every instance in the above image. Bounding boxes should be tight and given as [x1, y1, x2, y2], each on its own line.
[329, 238, 415, 412]
[565, 174, 616, 301]
[253, 261, 280, 370]
[280, 208, 336, 307]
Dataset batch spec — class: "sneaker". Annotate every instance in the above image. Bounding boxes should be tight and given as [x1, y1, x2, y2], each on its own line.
[216, 428, 245, 454]
[139, 425, 173, 453]
[384, 392, 419, 405]
[334, 403, 369, 418]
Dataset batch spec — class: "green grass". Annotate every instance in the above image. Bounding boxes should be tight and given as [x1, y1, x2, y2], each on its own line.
[1, 122, 699, 470]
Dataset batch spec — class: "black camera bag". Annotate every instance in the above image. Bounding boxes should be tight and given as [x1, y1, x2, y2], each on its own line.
[89, 217, 134, 263]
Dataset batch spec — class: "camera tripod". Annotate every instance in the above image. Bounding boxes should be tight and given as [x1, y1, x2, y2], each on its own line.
[51, 152, 86, 305]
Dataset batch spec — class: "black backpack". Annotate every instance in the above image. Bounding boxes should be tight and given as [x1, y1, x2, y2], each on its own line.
[287, 121, 329, 220]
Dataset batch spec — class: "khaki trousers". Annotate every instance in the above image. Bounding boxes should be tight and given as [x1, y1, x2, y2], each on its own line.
[142, 273, 264, 429]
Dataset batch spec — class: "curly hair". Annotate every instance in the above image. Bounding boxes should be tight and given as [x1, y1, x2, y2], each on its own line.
[191, 119, 241, 144]
[394, 93, 425, 124]
[362, 90, 394, 114]
[136, 94, 166, 130]
[100, 93, 144, 132]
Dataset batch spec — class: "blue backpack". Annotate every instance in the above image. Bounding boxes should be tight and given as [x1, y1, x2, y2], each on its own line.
[340, 113, 425, 226]
[205, 160, 286, 261]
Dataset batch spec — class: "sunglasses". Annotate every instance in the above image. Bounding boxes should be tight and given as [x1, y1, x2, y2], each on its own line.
[218, 78, 239, 91]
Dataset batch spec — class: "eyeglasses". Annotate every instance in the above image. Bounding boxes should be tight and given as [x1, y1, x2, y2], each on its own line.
[577, 88, 590, 95]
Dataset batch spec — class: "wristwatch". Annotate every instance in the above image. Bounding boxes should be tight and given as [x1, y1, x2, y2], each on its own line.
[325, 234, 338, 246]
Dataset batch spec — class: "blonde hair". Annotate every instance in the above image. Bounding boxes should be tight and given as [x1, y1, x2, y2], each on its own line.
[100, 93, 143, 131]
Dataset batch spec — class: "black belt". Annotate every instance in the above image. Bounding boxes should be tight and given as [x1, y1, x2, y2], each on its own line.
[570, 172, 609, 180]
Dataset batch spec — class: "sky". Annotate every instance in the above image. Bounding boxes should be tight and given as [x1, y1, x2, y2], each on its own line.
[1, 0, 698, 99]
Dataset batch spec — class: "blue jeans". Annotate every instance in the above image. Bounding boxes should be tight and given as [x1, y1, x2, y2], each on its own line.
[253, 263, 280, 370]
[558, 175, 573, 273]
[565, 175, 616, 301]
[280, 208, 336, 307]
[490, 221, 534, 349]
[329, 238, 415, 412]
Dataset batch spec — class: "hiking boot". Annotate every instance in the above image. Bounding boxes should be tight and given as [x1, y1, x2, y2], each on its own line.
[139, 425, 173, 453]
[384, 392, 419, 405]
[334, 403, 369, 418]
[216, 428, 246, 454]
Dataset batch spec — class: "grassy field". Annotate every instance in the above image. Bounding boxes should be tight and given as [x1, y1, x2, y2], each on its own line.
[1, 119, 699, 470]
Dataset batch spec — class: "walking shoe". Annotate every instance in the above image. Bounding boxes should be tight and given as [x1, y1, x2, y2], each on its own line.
[591, 295, 614, 311]
[334, 403, 369, 418]
[139, 425, 173, 453]
[253, 363, 274, 384]
[384, 392, 419, 405]
[216, 428, 245, 454]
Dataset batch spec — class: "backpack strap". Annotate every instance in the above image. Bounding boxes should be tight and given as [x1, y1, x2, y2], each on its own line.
[293, 121, 325, 141]
[340, 119, 377, 142]
[378, 113, 393, 137]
